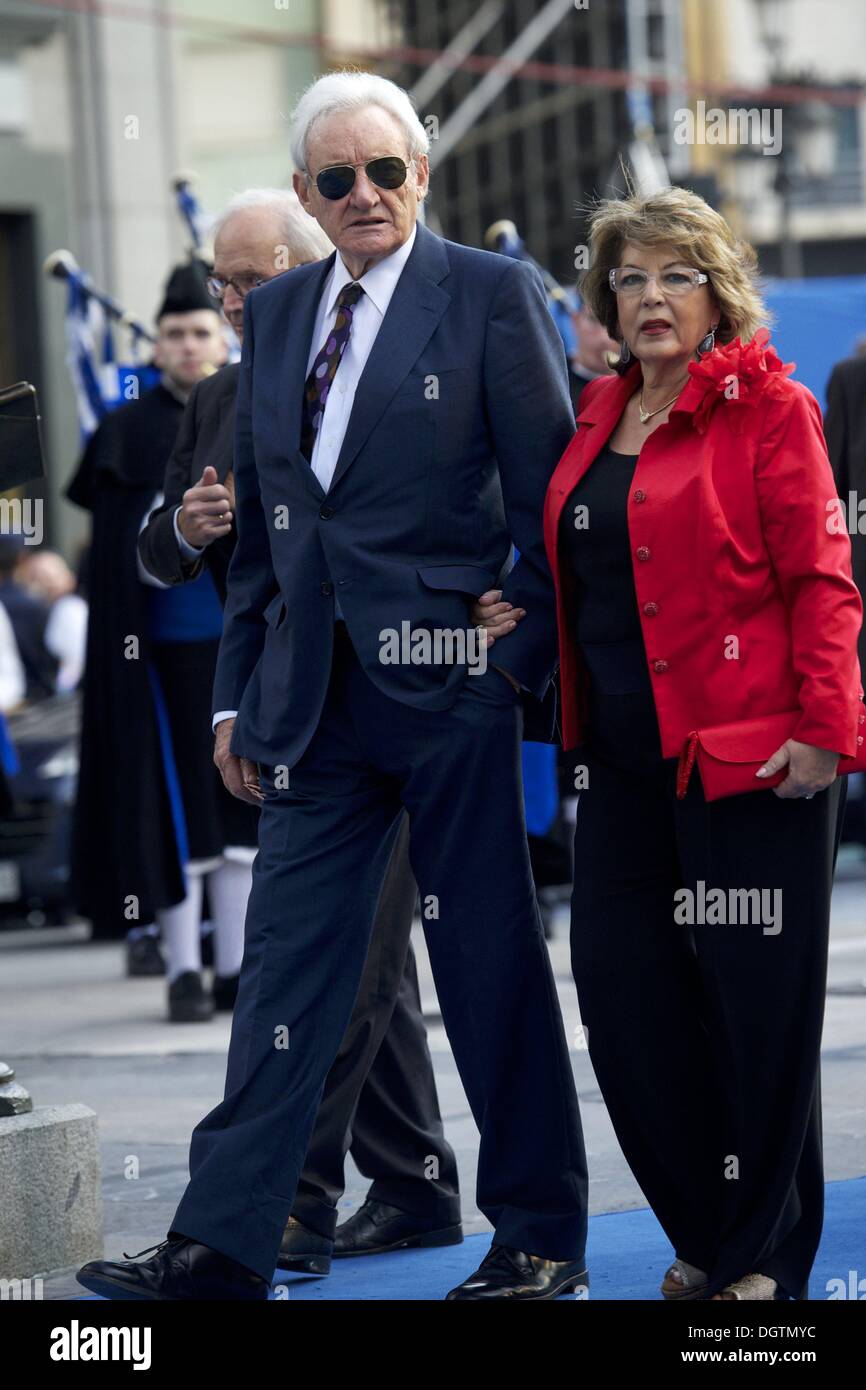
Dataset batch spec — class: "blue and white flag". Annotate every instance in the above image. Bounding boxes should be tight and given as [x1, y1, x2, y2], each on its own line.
[65, 272, 108, 441]
[64, 272, 159, 438]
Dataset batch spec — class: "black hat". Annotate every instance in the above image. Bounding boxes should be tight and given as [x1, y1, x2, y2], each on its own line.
[157, 257, 220, 321]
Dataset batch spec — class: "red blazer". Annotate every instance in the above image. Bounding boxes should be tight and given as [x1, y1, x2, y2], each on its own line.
[543, 333, 864, 758]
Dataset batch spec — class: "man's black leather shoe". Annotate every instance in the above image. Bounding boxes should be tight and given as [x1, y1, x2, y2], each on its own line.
[76, 1236, 269, 1300]
[445, 1243, 589, 1300]
[277, 1216, 333, 1275]
[334, 1199, 463, 1257]
[168, 971, 214, 1023]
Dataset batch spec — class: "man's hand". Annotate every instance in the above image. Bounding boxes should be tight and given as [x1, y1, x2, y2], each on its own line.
[756, 739, 839, 799]
[214, 717, 263, 805]
[177, 465, 234, 549]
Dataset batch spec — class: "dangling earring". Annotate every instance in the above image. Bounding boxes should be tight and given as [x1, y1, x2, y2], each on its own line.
[618, 339, 631, 366]
[697, 325, 716, 356]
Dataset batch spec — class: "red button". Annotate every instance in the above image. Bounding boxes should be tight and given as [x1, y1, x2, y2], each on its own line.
[643, 601, 659, 616]
[633, 489, 647, 503]
[860, 711, 865, 724]
[859, 735, 864, 746]
[653, 659, 669, 674]
[636, 546, 651, 561]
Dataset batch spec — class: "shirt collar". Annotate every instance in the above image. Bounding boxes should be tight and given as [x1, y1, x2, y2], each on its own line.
[326, 223, 418, 318]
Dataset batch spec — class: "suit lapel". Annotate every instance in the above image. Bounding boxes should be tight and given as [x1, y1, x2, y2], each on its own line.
[564, 365, 640, 488]
[328, 226, 450, 493]
[276, 255, 336, 497]
[215, 366, 239, 481]
[545, 366, 640, 552]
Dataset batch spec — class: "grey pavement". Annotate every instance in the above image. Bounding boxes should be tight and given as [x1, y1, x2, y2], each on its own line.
[2, 845, 865, 1300]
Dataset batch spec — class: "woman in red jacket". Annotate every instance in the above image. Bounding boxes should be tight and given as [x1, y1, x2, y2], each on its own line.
[477, 187, 862, 1300]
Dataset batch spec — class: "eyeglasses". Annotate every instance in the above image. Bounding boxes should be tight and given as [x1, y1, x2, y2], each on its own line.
[609, 267, 709, 297]
[310, 156, 412, 201]
[205, 273, 269, 301]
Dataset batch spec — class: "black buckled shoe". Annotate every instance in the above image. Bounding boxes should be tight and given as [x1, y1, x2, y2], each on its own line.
[445, 1244, 589, 1300]
[277, 1216, 333, 1275]
[76, 1236, 270, 1301]
[334, 1199, 463, 1257]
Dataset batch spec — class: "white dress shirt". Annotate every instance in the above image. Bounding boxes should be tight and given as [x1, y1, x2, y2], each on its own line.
[213, 225, 418, 731]
[304, 222, 416, 493]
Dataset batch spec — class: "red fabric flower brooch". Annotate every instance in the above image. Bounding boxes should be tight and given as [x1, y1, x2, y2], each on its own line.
[684, 327, 795, 434]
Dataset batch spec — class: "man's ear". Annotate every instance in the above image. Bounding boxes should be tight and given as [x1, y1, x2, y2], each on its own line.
[293, 170, 313, 216]
[414, 154, 430, 202]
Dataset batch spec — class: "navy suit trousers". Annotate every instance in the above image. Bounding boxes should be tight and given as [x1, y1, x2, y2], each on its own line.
[169, 624, 587, 1281]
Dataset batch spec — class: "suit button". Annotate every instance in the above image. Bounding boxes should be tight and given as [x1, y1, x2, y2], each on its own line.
[643, 601, 659, 616]
[653, 659, 669, 674]
[319, 505, 334, 519]
[860, 711, 865, 724]
[859, 735, 864, 746]
[636, 546, 651, 562]
[633, 489, 647, 503]
[320, 581, 334, 596]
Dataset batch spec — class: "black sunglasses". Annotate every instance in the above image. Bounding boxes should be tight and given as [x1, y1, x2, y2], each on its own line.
[312, 156, 411, 201]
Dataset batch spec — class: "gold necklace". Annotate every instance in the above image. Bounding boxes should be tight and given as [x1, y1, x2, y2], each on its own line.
[638, 380, 688, 425]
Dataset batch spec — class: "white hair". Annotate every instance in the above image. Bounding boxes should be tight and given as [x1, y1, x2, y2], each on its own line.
[211, 187, 334, 263]
[289, 71, 430, 174]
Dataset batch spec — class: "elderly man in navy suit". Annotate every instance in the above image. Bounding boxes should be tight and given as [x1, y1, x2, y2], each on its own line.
[78, 70, 588, 1302]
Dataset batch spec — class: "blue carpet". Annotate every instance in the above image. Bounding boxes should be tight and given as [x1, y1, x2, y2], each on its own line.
[271, 1176, 866, 1300]
[75, 1177, 865, 1300]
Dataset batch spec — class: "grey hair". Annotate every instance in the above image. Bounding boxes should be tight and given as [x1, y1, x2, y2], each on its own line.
[211, 187, 334, 263]
[289, 70, 430, 174]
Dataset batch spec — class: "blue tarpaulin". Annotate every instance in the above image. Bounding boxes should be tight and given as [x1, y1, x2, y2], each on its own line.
[763, 275, 866, 409]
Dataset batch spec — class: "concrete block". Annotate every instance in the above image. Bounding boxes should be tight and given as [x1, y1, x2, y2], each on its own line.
[0, 1103, 102, 1283]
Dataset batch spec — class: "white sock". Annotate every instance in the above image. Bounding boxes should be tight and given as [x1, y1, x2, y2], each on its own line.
[207, 856, 251, 978]
[158, 875, 205, 984]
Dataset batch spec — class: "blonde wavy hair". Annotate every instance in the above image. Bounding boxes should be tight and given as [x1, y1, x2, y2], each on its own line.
[580, 186, 768, 372]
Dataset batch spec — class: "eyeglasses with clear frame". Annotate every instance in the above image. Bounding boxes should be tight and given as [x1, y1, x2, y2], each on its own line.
[609, 267, 709, 296]
[205, 273, 269, 301]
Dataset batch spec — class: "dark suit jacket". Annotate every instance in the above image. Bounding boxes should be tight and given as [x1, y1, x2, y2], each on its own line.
[826, 355, 866, 673]
[138, 363, 239, 604]
[216, 222, 576, 767]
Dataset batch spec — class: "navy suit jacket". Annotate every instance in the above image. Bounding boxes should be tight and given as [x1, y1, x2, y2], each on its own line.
[214, 221, 576, 766]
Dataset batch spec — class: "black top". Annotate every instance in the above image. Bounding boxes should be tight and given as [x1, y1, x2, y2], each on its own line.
[558, 441, 652, 696]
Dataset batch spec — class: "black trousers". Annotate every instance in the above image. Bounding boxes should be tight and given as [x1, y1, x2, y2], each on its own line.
[170, 623, 587, 1280]
[570, 683, 843, 1300]
[291, 811, 461, 1239]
